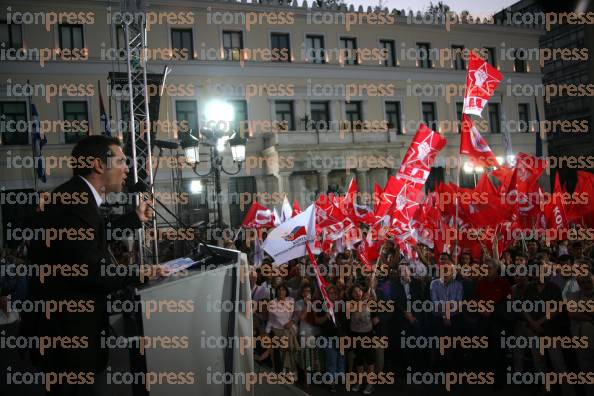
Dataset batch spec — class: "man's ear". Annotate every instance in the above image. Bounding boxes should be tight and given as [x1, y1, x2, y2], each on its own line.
[92, 156, 106, 175]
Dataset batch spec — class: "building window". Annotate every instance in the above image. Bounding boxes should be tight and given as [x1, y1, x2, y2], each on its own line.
[229, 177, 256, 228]
[310, 101, 330, 130]
[514, 49, 527, 73]
[305, 34, 325, 64]
[340, 37, 358, 65]
[0, 101, 28, 145]
[171, 28, 194, 59]
[488, 103, 501, 133]
[385, 101, 402, 134]
[275, 101, 294, 131]
[229, 100, 248, 133]
[223, 31, 243, 61]
[379, 39, 396, 67]
[115, 25, 126, 51]
[175, 100, 198, 137]
[422, 102, 437, 130]
[456, 102, 464, 133]
[345, 101, 363, 129]
[485, 47, 496, 67]
[63, 101, 89, 144]
[518, 103, 530, 133]
[451, 45, 465, 70]
[59, 24, 84, 50]
[416, 42, 432, 68]
[270, 33, 291, 62]
[0, 21, 23, 49]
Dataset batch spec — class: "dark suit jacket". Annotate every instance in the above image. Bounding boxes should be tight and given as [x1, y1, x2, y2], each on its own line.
[393, 278, 427, 319]
[25, 176, 142, 372]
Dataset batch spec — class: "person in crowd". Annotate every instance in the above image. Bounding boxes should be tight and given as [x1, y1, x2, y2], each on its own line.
[348, 284, 379, 395]
[559, 255, 584, 300]
[266, 284, 298, 376]
[294, 284, 321, 386]
[429, 261, 464, 370]
[526, 240, 539, 259]
[474, 258, 512, 387]
[501, 250, 513, 268]
[393, 264, 428, 372]
[522, 264, 575, 396]
[242, 235, 592, 395]
[511, 253, 532, 373]
[566, 272, 594, 396]
[315, 284, 347, 393]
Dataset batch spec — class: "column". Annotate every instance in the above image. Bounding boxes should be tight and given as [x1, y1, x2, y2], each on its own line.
[255, 175, 267, 194]
[295, 99, 307, 130]
[330, 100, 342, 131]
[355, 168, 369, 194]
[293, 175, 306, 206]
[277, 171, 292, 197]
[318, 169, 330, 195]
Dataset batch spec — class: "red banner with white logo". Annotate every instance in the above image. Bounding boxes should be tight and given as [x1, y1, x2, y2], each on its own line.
[460, 114, 498, 168]
[463, 51, 503, 117]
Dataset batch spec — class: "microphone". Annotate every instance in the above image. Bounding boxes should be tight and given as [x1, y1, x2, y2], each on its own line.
[153, 140, 179, 150]
[128, 180, 150, 194]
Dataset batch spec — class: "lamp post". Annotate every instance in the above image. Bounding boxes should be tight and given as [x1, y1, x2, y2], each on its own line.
[180, 100, 247, 231]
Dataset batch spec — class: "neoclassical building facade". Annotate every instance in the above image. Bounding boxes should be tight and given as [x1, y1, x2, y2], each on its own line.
[0, 0, 545, 233]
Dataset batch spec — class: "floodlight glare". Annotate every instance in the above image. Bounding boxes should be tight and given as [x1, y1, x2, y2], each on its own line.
[205, 100, 234, 132]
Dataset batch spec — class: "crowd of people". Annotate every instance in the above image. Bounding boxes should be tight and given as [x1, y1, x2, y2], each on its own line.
[2, 237, 594, 395]
[246, 238, 594, 395]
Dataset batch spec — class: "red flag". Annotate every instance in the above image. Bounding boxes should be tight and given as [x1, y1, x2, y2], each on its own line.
[241, 202, 275, 229]
[475, 173, 498, 195]
[566, 171, 594, 227]
[463, 50, 503, 117]
[375, 176, 400, 220]
[339, 177, 358, 217]
[397, 124, 447, 189]
[492, 166, 514, 191]
[515, 153, 547, 192]
[374, 183, 382, 212]
[315, 194, 355, 241]
[544, 173, 568, 240]
[305, 243, 335, 325]
[460, 114, 498, 168]
[292, 199, 301, 217]
[357, 228, 382, 270]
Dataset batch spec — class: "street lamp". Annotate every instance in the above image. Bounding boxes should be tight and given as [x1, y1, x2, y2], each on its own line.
[180, 100, 247, 231]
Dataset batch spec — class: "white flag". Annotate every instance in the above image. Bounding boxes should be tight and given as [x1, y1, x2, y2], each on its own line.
[280, 195, 292, 223]
[263, 204, 316, 265]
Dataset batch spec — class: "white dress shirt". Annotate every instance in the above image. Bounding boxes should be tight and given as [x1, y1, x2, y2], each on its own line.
[79, 176, 103, 207]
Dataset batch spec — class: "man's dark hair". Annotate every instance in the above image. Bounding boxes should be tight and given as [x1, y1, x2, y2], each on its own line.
[558, 254, 573, 264]
[71, 135, 122, 177]
[515, 252, 528, 260]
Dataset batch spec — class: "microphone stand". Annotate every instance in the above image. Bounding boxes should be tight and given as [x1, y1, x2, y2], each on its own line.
[135, 182, 222, 260]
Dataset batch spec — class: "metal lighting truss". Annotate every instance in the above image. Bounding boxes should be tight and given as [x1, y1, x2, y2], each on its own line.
[123, 16, 158, 265]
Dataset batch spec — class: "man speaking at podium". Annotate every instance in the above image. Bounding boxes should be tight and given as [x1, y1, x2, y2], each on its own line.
[26, 135, 159, 395]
